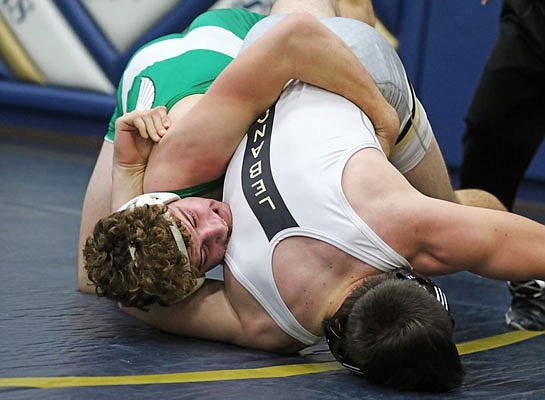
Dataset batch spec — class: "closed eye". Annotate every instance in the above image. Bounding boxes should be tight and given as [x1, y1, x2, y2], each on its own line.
[178, 208, 196, 228]
[179, 208, 203, 269]
[188, 211, 197, 227]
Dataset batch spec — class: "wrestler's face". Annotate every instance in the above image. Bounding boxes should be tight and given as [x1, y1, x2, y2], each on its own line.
[167, 197, 232, 276]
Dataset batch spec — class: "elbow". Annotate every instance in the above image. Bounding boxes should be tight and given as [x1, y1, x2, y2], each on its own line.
[78, 274, 96, 294]
[118, 303, 133, 314]
[284, 11, 321, 37]
[78, 283, 95, 294]
[119, 304, 147, 319]
[270, 11, 321, 48]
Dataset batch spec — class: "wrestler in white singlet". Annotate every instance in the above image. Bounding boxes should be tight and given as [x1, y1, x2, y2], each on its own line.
[224, 82, 411, 345]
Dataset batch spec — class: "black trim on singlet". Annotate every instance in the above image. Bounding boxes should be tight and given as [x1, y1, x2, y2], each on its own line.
[241, 104, 299, 241]
[395, 80, 417, 145]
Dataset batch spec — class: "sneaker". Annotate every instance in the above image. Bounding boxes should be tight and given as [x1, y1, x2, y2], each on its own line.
[505, 280, 545, 330]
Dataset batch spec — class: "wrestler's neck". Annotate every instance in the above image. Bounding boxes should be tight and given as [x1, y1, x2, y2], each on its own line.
[317, 249, 380, 320]
[272, 238, 379, 332]
[326, 275, 369, 320]
[317, 257, 380, 323]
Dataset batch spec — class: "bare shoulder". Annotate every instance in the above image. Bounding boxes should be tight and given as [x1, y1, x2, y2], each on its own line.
[223, 269, 306, 352]
[119, 276, 301, 351]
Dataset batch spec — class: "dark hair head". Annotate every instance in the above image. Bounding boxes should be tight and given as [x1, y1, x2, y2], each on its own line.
[83, 204, 197, 310]
[326, 272, 464, 392]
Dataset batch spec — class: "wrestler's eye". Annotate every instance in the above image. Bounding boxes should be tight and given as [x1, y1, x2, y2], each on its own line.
[188, 211, 197, 227]
[179, 208, 197, 228]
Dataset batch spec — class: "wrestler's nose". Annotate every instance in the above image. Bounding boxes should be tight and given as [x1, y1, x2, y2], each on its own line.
[200, 214, 228, 246]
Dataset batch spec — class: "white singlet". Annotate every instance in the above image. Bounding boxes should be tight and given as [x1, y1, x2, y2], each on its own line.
[223, 82, 412, 346]
[241, 15, 434, 173]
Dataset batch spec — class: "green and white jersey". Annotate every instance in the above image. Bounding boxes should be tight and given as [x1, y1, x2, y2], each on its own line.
[105, 8, 265, 142]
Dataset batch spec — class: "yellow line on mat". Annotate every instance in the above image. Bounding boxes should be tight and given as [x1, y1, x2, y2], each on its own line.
[456, 329, 544, 355]
[0, 362, 341, 389]
[1, 330, 543, 389]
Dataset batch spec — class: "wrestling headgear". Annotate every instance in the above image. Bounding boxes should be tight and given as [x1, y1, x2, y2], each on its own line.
[323, 268, 453, 375]
[117, 192, 205, 301]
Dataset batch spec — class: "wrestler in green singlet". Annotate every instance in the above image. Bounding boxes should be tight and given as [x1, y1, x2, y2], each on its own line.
[105, 8, 265, 197]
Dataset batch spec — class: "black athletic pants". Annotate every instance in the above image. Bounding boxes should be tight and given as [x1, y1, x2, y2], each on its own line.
[459, 0, 545, 211]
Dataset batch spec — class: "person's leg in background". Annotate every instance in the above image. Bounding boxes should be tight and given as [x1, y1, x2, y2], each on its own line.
[459, 0, 545, 330]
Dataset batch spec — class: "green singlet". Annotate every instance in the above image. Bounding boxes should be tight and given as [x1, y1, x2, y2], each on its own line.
[105, 8, 265, 197]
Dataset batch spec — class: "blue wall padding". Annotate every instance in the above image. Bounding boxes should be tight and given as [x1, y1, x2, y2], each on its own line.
[116, 0, 219, 81]
[1, 0, 543, 182]
[418, 1, 501, 168]
[0, 80, 115, 118]
[373, 0, 404, 36]
[0, 0, 218, 137]
[0, 107, 110, 136]
[372, 0, 431, 91]
[53, 0, 119, 84]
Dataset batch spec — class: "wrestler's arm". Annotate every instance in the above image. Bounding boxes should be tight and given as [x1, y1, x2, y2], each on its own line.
[198, 10, 399, 156]
[144, 11, 398, 191]
[120, 280, 283, 351]
[409, 196, 545, 282]
[78, 107, 171, 292]
[121, 281, 241, 342]
[121, 279, 296, 352]
[77, 140, 113, 292]
[110, 107, 170, 210]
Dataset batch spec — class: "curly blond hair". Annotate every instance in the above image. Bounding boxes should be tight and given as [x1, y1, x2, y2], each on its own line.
[83, 204, 197, 310]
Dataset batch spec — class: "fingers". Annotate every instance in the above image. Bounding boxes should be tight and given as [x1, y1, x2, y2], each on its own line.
[146, 106, 171, 142]
[123, 106, 171, 142]
[116, 106, 171, 142]
[131, 114, 149, 140]
[138, 106, 171, 142]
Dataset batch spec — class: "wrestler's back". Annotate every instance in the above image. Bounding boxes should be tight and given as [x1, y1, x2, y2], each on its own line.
[222, 82, 417, 351]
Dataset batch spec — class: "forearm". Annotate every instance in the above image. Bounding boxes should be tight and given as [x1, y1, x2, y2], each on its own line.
[78, 141, 113, 292]
[253, 12, 399, 153]
[472, 211, 545, 281]
[284, 12, 397, 153]
[416, 201, 545, 282]
[209, 11, 394, 120]
[177, 11, 399, 175]
[110, 107, 168, 210]
[111, 163, 145, 212]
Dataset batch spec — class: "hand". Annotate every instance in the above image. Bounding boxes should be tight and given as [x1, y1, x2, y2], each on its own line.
[481, 0, 490, 5]
[113, 106, 170, 166]
[371, 103, 400, 157]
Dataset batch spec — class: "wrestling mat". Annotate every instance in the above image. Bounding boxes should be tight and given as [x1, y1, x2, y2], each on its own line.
[2, 128, 545, 400]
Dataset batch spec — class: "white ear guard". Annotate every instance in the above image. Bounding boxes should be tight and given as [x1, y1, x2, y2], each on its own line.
[118, 192, 205, 302]
[117, 192, 182, 212]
